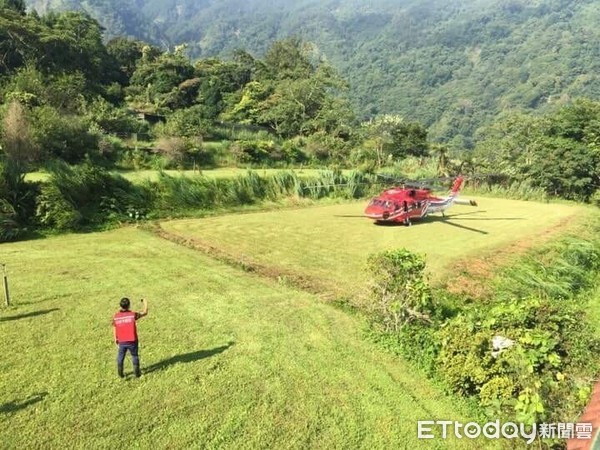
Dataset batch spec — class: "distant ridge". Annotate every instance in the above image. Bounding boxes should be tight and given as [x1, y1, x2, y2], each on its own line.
[24, 0, 600, 146]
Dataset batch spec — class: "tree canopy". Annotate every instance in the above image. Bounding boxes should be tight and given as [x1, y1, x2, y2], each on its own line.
[24, 0, 600, 146]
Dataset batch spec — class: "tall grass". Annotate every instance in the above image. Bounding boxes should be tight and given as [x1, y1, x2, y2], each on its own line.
[496, 236, 600, 300]
[36, 162, 151, 230]
[464, 179, 549, 202]
[151, 169, 381, 213]
[34, 166, 383, 232]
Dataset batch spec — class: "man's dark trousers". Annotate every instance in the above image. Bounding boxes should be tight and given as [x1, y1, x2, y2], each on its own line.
[117, 342, 141, 377]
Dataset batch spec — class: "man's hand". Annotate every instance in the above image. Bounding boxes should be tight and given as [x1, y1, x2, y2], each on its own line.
[139, 298, 148, 317]
[115, 339, 119, 346]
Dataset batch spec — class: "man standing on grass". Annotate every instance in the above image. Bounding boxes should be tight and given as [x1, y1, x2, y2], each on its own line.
[113, 297, 148, 378]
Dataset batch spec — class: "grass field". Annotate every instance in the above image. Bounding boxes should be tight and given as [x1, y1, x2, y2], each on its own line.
[0, 228, 495, 449]
[159, 198, 588, 297]
[25, 167, 349, 183]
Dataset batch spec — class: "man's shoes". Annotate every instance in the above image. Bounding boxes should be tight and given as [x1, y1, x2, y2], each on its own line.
[134, 365, 141, 378]
[118, 366, 124, 378]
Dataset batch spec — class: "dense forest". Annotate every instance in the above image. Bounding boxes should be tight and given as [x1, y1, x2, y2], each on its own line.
[25, 0, 600, 146]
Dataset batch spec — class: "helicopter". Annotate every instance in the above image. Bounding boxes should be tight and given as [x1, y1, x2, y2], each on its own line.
[364, 175, 478, 225]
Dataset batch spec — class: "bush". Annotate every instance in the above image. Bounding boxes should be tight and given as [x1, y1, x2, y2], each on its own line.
[364, 249, 433, 332]
[35, 162, 150, 230]
[365, 234, 600, 427]
[436, 297, 600, 424]
[154, 137, 187, 168]
[229, 140, 274, 164]
[0, 199, 23, 242]
[31, 106, 99, 163]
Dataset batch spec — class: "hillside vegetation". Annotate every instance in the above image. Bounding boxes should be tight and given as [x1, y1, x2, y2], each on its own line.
[2, 0, 600, 242]
[25, 0, 600, 145]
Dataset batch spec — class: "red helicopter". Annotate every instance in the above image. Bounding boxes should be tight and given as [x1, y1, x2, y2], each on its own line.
[364, 176, 478, 225]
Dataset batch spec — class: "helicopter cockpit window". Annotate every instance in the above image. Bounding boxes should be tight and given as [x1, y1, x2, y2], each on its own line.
[369, 199, 388, 208]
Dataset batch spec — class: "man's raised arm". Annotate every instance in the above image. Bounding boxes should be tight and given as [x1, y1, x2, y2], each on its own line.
[137, 299, 148, 318]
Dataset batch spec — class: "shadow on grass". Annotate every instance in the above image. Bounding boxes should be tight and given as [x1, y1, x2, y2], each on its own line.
[0, 308, 59, 322]
[144, 342, 234, 374]
[0, 392, 47, 413]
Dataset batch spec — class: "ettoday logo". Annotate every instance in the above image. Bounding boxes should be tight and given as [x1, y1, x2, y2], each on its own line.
[418, 420, 537, 444]
[417, 420, 594, 444]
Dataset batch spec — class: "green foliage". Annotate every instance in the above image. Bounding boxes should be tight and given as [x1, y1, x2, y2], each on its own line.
[474, 99, 600, 201]
[30, 0, 600, 145]
[0, 198, 21, 241]
[127, 49, 194, 111]
[365, 249, 433, 332]
[361, 115, 428, 167]
[0, 0, 25, 14]
[437, 296, 600, 424]
[35, 162, 149, 230]
[496, 236, 600, 300]
[30, 106, 99, 163]
[161, 105, 212, 138]
[85, 97, 143, 134]
[366, 231, 600, 426]
[2, 67, 87, 113]
[0, 158, 36, 239]
[229, 140, 280, 165]
[150, 169, 376, 213]
[105, 37, 148, 82]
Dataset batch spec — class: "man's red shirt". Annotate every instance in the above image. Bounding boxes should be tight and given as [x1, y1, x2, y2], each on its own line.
[113, 310, 140, 343]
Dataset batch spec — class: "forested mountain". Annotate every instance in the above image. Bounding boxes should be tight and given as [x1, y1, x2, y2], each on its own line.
[24, 0, 600, 146]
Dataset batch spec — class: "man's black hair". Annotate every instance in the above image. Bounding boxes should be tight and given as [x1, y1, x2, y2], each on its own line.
[120, 297, 130, 310]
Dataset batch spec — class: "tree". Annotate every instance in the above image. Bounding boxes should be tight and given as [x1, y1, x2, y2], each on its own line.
[0, 0, 25, 15]
[39, 12, 116, 87]
[0, 100, 40, 165]
[263, 37, 313, 80]
[30, 106, 99, 163]
[128, 49, 194, 111]
[106, 37, 148, 83]
[362, 115, 428, 167]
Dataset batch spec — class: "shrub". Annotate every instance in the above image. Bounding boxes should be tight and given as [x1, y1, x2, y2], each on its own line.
[35, 162, 149, 230]
[0, 158, 37, 229]
[364, 249, 433, 332]
[436, 297, 600, 424]
[365, 233, 600, 427]
[31, 106, 99, 163]
[0, 199, 23, 241]
[229, 140, 273, 164]
[154, 137, 187, 168]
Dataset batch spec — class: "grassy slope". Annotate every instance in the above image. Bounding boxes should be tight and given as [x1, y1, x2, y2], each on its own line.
[0, 228, 490, 449]
[160, 198, 588, 297]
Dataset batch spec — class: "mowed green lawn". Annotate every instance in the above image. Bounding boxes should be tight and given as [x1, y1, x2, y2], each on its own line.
[0, 228, 491, 449]
[160, 198, 588, 296]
